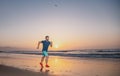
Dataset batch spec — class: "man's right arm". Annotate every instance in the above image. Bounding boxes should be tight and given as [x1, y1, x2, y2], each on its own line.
[36, 41, 42, 49]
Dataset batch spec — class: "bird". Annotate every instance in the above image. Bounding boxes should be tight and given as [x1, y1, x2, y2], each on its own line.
[54, 4, 58, 7]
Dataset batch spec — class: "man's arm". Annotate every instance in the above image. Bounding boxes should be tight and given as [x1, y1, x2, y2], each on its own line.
[36, 41, 42, 49]
[50, 41, 53, 47]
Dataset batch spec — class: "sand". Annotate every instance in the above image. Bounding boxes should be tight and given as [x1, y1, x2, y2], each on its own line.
[0, 53, 120, 76]
[0, 65, 57, 76]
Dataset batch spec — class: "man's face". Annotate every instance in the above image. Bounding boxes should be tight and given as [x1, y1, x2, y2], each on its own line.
[45, 36, 49, 41]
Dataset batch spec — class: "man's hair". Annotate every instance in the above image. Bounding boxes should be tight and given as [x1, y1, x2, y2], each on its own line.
[45, 36, 49, 38]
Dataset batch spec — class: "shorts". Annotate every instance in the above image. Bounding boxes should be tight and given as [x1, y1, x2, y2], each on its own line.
[42, 51, 48, 56]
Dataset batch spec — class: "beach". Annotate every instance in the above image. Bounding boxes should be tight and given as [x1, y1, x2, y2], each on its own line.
[0, 53, 120, 76]
[0, 65, 56, 76]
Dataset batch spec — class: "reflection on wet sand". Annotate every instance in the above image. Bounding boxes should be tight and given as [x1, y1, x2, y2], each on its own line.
[0, 53, 120, 76]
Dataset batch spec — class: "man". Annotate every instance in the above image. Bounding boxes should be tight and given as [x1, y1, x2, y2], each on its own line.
[37, 36, 52, 68]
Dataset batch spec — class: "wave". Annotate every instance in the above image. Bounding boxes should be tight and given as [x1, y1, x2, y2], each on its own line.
[0, 49, 120, 58]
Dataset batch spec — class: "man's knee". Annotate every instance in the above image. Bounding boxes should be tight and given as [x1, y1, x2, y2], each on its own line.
[42, 56, 45, 59]
[45, 56, 49, 59]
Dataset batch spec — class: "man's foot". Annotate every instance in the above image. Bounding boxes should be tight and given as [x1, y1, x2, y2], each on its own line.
[40, 63, 43, 68]
[46, 64, 50, 68]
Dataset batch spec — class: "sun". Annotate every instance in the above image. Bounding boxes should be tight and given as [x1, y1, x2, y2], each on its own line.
[54, 44, 59, 48]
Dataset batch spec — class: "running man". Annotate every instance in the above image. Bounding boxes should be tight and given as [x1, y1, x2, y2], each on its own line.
[37, 36, 52, 68]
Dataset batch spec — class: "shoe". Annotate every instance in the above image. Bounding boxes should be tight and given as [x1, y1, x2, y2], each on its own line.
[46, 64, 50, 68]
[40, 63, 43, 68]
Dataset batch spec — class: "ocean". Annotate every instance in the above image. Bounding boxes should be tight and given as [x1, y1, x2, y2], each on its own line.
[0, 49, 120, 58]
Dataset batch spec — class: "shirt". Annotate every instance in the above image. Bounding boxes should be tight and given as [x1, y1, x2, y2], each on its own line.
[41, 40, 50, 51]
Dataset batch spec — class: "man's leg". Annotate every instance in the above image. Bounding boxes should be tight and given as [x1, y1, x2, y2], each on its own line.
[40, 51, 45, 64]
[41, 56, 45, 63]
[40, 56, 45, 67]
[45, 56, 49, 65]
[45, 56, 50, 67]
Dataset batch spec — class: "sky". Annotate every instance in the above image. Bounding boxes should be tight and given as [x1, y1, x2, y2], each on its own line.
[0, 0, 120, 50]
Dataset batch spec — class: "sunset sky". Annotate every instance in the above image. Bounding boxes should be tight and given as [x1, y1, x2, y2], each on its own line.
[0, 0, 120, 50]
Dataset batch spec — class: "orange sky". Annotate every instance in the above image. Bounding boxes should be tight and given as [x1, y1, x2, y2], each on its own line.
[0, 0, 120, 50]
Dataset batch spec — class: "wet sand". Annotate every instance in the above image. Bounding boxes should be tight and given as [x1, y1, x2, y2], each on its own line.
[0, 53, 120, 76]
[0, 65, 57, 76]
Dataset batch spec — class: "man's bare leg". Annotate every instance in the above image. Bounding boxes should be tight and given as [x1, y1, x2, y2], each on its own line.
[40, 56, 45, 67]
[41, 56, 45, 63]
[45, 56, 49, 64]
[45, 56, 50, 67]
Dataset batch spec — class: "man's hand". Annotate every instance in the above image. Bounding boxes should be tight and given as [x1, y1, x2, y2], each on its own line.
[36, 41, 41, 49]
[50, 41, 53, 47]
[36, 46, 39, 49]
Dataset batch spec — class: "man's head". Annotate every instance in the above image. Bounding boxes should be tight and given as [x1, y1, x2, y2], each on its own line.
[45, 36, 49, 41]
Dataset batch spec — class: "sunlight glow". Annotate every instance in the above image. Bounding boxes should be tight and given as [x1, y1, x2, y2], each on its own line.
[54, 44, 59, 48]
